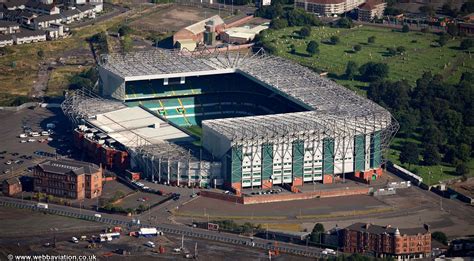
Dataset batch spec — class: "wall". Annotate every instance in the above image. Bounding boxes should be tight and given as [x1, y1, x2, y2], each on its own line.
[200, 187, 369, 204]
[0, 102, 38, 111]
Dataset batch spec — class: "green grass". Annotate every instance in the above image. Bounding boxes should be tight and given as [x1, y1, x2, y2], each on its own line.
[186, 125, 203, 138]
[387, 137, 473, 185]
[263, 25, 473, 93]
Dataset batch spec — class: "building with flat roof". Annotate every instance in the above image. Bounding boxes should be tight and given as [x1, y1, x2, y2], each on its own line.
[222, 23, 269, 44]
[34, 159, 103, 199]
[342, 223, 431, 260]
[295, 0, 365, 16]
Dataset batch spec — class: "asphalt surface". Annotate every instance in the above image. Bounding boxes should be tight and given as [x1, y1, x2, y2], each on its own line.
[0, 196, 328, 258]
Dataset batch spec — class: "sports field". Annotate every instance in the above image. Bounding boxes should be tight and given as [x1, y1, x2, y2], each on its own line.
[261, 25, 473, 94]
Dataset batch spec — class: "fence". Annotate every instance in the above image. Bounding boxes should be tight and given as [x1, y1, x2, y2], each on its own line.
[373, 188, 396, 196]
[0, 102, 39, 111]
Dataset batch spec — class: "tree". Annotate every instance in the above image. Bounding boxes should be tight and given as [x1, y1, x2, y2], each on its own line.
[344, 61, 358, 80]
[432, 231, 448, 245]
[402, 24, 410, 33]
[437, 33, 450, 47]
[399, 142, 419, 166]
[387, 47, 397, 56]
[455, 163, 470, 176]
[262, 41, 277, 54]
[299, 26, 311, 38]
[336, 17, 353, 28]
[310, 223, 325, 243]
[461, 0, 474, 14]
[353, 44, 362, 52]
[368, 36, 376, 44]
[118, 24, 132, 37]
[306, 40, 319, 56]
[330, 35, 340, 45]
[396, 46, 406, 54]
[270, 18, 288, 29]
[37, 49, 44, 59]
[447, 23, 459, 36]
[423, 144, 441, 166]
[419, 5, 435, 16]
[460, 39, 474, 50]
[441, 3, 458, 17]
[359, 62, 389, 82]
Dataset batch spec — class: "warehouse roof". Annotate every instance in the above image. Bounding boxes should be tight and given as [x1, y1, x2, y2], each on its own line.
[184, 15, 224, 35]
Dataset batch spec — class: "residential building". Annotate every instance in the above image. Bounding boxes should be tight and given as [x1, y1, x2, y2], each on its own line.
[342, 223, 431, 260]
[44, 22, 64, 39]
[2, 177, 22, 196]
[76, 4, 95, 18]
[1, 0, 27, 11]
[357, 0, 386, 21]
[12, 29, 46, 44]
[1, 8, 37, 25]
[31, 13, 61, 29]
[34, 159, 103, 200]
[295, 0, 365, 16]
[0, 20, 20, 34]
[24, 0, 60, 15]
[61, 8, 81, 24]
[0, 34, 13, 46]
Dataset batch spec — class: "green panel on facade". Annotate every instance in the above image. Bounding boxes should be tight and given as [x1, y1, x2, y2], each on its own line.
[370, 131, 381, 168]
[323, 138, 334, 174]
[262, 143, 273, 180]
[231, 146, 243, 183]
[354, 135, 366, 171]
[292, 140, 304, 179]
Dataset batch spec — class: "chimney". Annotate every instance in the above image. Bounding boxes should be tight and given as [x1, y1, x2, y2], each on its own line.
[365, 223, 370, 229]
[385, 224, 391, 229]
[423, 224, 430, 232]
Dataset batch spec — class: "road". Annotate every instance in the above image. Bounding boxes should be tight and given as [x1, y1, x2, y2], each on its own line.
[0, 196, 327, 258]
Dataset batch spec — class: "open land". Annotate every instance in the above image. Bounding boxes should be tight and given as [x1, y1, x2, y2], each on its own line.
[262, 25, 473, 94]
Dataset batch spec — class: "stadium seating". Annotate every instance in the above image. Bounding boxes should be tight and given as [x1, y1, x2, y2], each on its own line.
[124, 73, 308, 127]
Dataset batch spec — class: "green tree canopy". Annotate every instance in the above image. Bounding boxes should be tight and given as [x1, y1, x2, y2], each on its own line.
[344, 61, 358, 80]
[399, 142, 419, 166]
[306, 40, 319, 56]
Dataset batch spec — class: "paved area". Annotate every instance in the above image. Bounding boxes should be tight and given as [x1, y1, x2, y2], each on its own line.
[0, 107, 74, 178]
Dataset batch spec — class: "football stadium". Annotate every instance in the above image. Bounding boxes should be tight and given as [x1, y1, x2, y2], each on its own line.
[62, 48, 398, 195]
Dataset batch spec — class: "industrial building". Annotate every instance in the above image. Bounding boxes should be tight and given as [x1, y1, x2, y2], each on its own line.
[63, 48, 398, 195]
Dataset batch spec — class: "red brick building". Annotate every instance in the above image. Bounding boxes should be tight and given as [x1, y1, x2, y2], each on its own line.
[342, 223, 431, 260]
[34, 159, 103, 200]
[2, 177, 22, 196]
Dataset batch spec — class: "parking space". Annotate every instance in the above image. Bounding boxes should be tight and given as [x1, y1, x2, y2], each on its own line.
[0, 107, 75, 178]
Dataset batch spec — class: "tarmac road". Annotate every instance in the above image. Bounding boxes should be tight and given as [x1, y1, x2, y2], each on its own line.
[0, 196, 327, 258]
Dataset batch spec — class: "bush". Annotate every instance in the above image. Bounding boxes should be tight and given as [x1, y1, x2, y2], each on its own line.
[387, 47, 397, 56]
[306, 40, 319, 56]
[353, 44, 362, 52]
[455, 163, 470, 176]
[336, 17, 353, 28]
[432, 231, 448, 245]
[402, 24, 410, 33]
[330, 35, 340, 45]
[118, 24, 132, 36]
[270, 18, 288, 29]
[345, 61, 358, 80]
[299, 26, 311, 38]
[396, 46, 406, 54]
[368, 36, 376, 44]
[460, 38, 473, 50]
[359, 62, 389, 82]
[437, 34, 449, 47]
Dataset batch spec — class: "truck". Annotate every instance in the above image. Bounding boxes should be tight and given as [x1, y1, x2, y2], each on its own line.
[145, 241, 155, 248]
[138, 228, 163, 237]
[37, 203, 49, 209]
[99, 232, 120, 241]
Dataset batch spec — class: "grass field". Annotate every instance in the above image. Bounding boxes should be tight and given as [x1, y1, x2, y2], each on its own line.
[262, 25, 473, 94]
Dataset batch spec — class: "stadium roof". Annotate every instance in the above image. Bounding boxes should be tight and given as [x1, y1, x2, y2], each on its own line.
[85, 48, 397, 154]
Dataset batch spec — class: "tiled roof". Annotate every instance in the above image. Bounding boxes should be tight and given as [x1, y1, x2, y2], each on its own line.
[37, 159, 101, 176]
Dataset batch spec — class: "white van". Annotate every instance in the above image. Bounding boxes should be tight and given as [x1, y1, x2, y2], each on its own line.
[19, 133, 27, 138]
[30, 132, 40, 137]
[145, 241, 155, 248]
[41, 131, 50, 136]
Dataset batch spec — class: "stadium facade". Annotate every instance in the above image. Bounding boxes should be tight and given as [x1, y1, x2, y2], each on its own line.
[63, 48, 398, 195]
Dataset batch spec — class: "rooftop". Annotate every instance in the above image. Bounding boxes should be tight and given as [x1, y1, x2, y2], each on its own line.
[0, 20, 20, 27]
[345, 223, 429, 236]
[86, 106, 194, 148]
[37, 159, 101, 176]
[184, 15, 224, 35]
[14, 29, 45, 38]
[97, 48, 396, 143]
